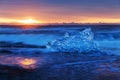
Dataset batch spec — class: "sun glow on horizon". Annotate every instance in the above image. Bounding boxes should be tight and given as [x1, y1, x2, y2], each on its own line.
[0, 18, 120, 24]
[18, 18, 40, 24]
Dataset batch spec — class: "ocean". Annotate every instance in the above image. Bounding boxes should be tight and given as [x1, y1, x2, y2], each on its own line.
[0, 24, 120, 80]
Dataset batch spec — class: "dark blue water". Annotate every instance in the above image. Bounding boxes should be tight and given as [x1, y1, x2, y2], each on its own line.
[0, 25, 120, 80]
[0, 25, 120, 53]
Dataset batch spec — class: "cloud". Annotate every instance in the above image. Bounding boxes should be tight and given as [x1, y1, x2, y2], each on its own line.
[0, 0, 120, 23]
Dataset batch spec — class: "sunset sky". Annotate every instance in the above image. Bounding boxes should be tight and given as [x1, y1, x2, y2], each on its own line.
[0, 0, 120, 24]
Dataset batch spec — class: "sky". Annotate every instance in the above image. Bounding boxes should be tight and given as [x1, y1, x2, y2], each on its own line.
[0, 0, 120, 24]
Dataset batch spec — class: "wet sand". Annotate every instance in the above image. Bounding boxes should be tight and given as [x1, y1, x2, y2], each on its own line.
[0, 53, 120, 80]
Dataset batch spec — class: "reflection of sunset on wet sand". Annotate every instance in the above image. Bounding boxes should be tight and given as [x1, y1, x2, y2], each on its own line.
[19, 58, 37, 69]
[0, 55, 39, 69]
[19, 58, 36, 66]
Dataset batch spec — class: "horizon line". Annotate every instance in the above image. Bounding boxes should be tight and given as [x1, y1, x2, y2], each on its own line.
[0, 22, 120, 25]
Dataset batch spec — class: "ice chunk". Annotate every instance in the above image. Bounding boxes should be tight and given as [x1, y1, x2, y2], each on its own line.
[47, 28, 98, 53]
